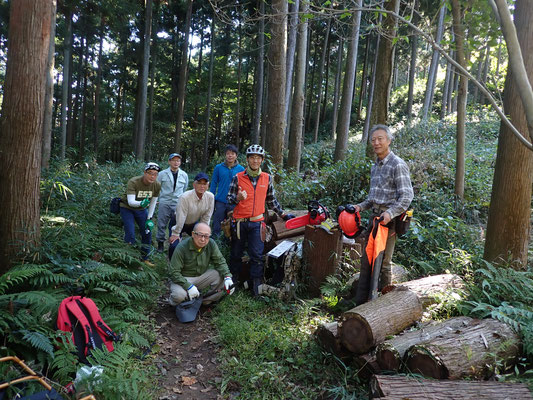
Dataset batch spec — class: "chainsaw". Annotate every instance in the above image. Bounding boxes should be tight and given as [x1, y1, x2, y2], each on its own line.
[285, 200, 330, 229]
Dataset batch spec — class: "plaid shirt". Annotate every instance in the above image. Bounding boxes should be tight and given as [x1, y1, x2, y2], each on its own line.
[227, 171, 284, 216]
[358, 151, 413, 219]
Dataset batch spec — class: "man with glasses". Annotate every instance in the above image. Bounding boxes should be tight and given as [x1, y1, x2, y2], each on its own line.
[119, 162, 161, 266]
[168, 222, 234, 307]
[168, 172, 214, 259]
[227, 144, 295, 296]
[352, 124, 413, 292]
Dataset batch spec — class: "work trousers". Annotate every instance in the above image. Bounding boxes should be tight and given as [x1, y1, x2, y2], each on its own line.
[212, 201, 235, 237]
[169, 269, 225, 305]
[120, 207, 151, 260]
[229, 221, 264, 281]
[156, 202, 176, 243]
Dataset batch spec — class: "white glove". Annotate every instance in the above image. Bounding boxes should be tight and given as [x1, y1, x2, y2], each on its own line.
[186, 284, 200, 299]
[224, 277, 235, 295]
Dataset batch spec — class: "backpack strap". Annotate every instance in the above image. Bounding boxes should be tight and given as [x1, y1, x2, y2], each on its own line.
[65, 299, 98, 356]
[77, 297, 120, 345]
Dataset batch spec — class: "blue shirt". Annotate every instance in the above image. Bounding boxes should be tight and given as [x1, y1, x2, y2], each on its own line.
[209, 161, 244, 203]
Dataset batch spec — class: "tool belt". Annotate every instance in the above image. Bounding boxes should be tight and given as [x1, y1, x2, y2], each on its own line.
[395, 209, 413, 237]
[231, 214, 265, 241]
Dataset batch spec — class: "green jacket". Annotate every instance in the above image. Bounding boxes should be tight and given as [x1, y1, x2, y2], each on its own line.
[168, 237, 231, 288]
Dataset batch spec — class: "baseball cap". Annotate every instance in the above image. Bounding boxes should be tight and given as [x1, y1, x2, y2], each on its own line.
[168, 153, 182, 160]
[144, 162, 161, 172]
[194, 172, 209, 182]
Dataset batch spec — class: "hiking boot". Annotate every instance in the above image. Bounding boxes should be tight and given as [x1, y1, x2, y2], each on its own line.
[252, 278, 263, 297]
[157, 241, 164, 252]
[143, 259, 155, 267]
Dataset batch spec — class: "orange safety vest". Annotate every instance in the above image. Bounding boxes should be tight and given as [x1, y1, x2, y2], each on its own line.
[232, 171, 269, 221]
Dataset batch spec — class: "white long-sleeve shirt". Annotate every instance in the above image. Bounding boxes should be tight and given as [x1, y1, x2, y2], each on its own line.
[171, 189, 214, 236]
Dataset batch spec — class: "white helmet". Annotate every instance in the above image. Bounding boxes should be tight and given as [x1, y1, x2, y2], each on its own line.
[246, 144, 265, 157]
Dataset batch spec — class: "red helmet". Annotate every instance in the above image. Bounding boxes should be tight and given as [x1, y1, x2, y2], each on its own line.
[338, 210, 361, 238]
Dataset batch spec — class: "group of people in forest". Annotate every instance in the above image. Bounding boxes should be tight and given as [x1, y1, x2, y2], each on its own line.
[118, 124, 413, 313]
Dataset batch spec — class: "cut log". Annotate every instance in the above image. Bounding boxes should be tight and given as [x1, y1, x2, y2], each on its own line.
[339, 288, 423, 354]
[404, 318, 521, 379]
[302, 225, 343, 296]
[375, 316, 472, 371]
[352, 352, 381, 381]
[315, 322, 351, 360]
[271, 210, 307, 240]
[370, 374, 533, 399]
[394, 273, 465, 307]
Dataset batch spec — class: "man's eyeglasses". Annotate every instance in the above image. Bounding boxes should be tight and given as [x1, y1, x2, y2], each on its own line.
[193, 231, 211, 239]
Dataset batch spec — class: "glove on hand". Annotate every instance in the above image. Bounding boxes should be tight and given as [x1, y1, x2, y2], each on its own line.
[344, 204, 356, 214]
[187, 284, 200, 299]
[282, 213, 296, 221]
[224, 277, 235, 295]
[145, 219, 155, 232]
[140, 197, 150, 208]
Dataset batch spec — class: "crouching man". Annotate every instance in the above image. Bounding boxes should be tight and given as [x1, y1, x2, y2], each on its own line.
[168, 222, 234, 306]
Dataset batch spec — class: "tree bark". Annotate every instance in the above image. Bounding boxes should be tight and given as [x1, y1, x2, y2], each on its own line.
[441, 48, 454, 119]
[93, 17, 104, 157]
[484, 0, 533, 267]
[333, 1, 362, 162]
[287, 0, 309, 171]
[421, 4, 446, 120]
[134, 0, 152, 160]
[0, 0, 53, 273]
[405, 318, 520, 379]
[284, 0, 299, 146]
[339, 288, 423, 354]
[370, 374, 533, 400]
[60, 9, 72, 160]
[356, 35, 370, 123]
[375, 316, 472, 371]
[330, 37, 344, 139]
[234, 9, 242, 148]
[362, 32, 380, 145]
[174, 0, 193, 153]
[312, 18, 331, 143]
[203, 17, 215, 169]
[265, 0, 287, 166]
[315, 322, 352, 360]
[451, 0, 467, 199]
[252, 0, 265, 145]
[41, 1, 57, 169]
[393, 273, 465, 307]
[368, 0, 400, 131]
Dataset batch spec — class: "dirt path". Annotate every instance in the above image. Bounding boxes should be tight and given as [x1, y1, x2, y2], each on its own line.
[153, 295, 224, 400]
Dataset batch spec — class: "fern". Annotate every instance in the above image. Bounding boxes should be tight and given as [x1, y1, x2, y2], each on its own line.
[18, 330, 55, 357]
[0, 265, 49, 295]
[50, 331, 79, 383]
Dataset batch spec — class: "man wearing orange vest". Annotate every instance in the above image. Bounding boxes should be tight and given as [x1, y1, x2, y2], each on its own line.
[227, 144, 295, 296]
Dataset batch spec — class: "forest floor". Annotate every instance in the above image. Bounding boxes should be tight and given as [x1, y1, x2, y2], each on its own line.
[152, 292, 230, 400]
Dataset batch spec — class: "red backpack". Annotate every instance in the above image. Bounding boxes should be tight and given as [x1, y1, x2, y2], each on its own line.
[57, 296, 120, 364]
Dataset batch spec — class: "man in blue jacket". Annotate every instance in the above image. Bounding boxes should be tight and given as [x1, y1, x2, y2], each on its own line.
[156, 153, 189, 252]
[209, 144, 244, 237]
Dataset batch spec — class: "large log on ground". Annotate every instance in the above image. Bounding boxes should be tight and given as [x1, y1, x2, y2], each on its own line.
[405, 318, 520, 379]
[370, 374, 533, 399]
[352, 352, 381, 381]
[375, 316, 472, 371]
[315, 322, 351, 360]
[394, 273, 464, 307]
[339, 288, 423, 354]
[302, 225, 343, 296]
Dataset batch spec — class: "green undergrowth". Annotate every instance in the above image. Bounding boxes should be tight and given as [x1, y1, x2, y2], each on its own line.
[212, 292, 366, 399]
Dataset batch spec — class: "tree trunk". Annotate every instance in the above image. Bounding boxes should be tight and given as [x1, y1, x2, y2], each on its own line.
[480, 45, 491, 104]
[134, 0, 152, 160]
[451, 0, 467, 199]
[315, 322, 352, 360]
[406, 27, 418, 121]
[421, 4, 446, 120]
[356, 34, 370, 123]
[235, 11, 242, 148]
[265, 0, 287, 166]
[484, 0, 533, 267]
[78, 38, 89, 159]
[146, 3, 159, 161]
[330, 37, 344, 140]
[203, 17, 215, 169]
[287, 0, 309, 171]
[312, 18, 331, 143]
[405, 318, 520, 379]
[174, 0, 193, 153]
[60, 9, 72, 160]
[93, 18, 104, 157]
[322, 43, 331, 123]
[251, 0, 264, 145]
[375, 316, 472, 371]
[362, 32, 381, 145]
[0, 0, 53, 273]
[370, 374, 533, 400]
[333, 1, 362, 162]
[441, 48, 454, 119]
[284, 0, 299, 146]
[41, 1, 57, 169]
[339, 288, 422, 354]
[393, 273, 465, 307]
[369, 0, 400, 131]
